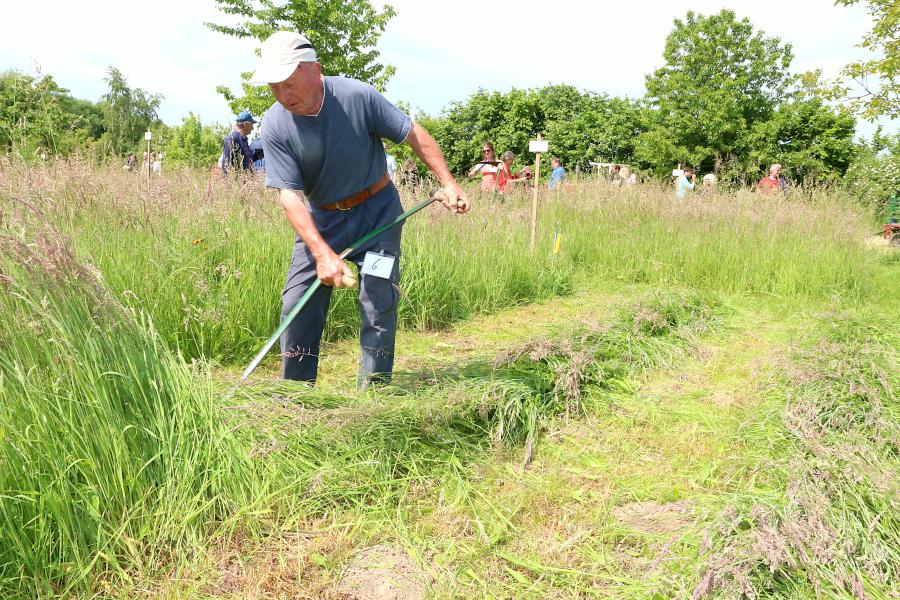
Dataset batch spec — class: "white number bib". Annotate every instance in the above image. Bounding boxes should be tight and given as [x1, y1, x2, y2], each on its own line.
[360, 251, 395, 280]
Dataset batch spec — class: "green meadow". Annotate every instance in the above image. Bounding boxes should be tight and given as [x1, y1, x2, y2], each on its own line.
[0, 161, 896, 598]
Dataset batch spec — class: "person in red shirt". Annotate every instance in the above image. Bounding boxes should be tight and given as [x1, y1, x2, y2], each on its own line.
[497, 151, 528, 193]
[757, 163, 785, 193]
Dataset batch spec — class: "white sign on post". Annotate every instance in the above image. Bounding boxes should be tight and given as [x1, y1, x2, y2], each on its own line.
[529, 140, 549, 153]
[144, 131, 153, 141]
[528, 136, 547, 255]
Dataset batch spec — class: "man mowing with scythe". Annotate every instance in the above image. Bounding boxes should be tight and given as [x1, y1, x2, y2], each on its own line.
[251, 31, 469, 388]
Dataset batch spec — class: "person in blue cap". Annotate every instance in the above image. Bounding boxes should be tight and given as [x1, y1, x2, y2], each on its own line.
[251, 31, 469, 387]
[221, 110, 257, 176]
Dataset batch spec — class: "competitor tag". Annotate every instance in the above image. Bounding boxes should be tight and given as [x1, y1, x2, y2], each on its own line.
[360, 251, 395, 280]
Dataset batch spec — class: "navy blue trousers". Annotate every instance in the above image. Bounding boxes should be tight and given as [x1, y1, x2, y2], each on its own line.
[280, 184, 403, 387]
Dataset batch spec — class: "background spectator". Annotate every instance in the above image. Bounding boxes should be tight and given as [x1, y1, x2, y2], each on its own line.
[468, 142, 500, 192]
[676, 167, 696, 198]
[498, 151, 528, 193]
[401, 158, 419, 190]
[384, 141, 398, 183]
[757, 163, 786, 193]
[549, 157, 565, 190]
[250, 137, 266, 172]
[609, 164, 622, 186]
[222, 111, 257, 176]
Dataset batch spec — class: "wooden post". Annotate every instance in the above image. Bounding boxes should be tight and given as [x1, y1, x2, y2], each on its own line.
[530, 133, 542, 255]
[145, 130, 153, 193]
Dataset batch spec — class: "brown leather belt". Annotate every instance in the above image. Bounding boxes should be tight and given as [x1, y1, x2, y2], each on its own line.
[319, 173, 390, 211]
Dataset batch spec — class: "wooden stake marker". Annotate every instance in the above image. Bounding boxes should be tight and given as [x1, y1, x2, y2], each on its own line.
[528, 134, 548, 255]
[145, 130, 153, 192]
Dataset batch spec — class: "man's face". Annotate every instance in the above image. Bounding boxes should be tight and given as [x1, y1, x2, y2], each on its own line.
[268, 62, 323, 114]
[237, 121, 253, 135]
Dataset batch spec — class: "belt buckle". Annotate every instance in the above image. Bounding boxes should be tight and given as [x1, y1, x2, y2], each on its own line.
[336, 200, 351, 211]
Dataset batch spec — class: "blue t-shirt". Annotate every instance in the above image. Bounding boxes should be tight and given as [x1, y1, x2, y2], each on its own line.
[261, 77, 412, 206]
[549, 166, 565, 189]
[676, 174, 694, 198]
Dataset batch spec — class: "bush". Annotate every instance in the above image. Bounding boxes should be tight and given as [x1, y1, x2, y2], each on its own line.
[844, 133, 900, 218]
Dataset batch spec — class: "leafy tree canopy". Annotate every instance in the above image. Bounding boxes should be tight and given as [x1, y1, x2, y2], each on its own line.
[843, 132, 900, 214]
[207, 0, 397, 118]
[636, 9, 794, 177]
[98, 67, 163, 156]
[835, 0, 899, 119]
[163, 112, 229, 169]
[428, 85, 642, 177]
[0, 70, 105, 157]
[749, 97, 857, 183]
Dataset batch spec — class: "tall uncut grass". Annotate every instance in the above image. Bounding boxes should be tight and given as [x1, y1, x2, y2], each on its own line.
[0, 158, 883, 364]
[0, 233, 255, 597]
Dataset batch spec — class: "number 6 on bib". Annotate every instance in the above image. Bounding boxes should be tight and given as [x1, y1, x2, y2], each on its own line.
[361, 251, 395, 279]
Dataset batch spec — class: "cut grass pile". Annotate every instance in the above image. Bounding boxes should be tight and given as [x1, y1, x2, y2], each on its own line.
[397, 301, 898, 599]
[154, 298, 899, 599]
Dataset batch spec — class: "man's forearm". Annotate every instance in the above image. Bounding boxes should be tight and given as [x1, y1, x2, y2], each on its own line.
[279, 189, 333, 259]
[405, 122, 454, 186]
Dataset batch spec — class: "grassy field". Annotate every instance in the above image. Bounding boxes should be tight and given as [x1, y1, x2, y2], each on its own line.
[0, 160, 897, 599]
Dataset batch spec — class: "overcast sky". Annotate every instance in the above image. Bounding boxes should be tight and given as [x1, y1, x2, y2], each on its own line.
[4, 0, 896, 138]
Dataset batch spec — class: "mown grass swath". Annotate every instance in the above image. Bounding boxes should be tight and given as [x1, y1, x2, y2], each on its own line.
[690, 310, 899, 598]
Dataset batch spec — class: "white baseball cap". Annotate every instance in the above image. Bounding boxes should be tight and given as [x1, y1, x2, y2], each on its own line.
[251, 31, 318, 84]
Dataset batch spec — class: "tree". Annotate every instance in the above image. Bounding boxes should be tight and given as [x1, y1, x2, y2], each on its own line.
[163, 113, 228, 168]
[207, 0, 397, 117]
[844, 132, 900, 215]
[427, 86, 643, 177]
[59, 96, 105, 141]
[636, 10, 794, 178]
[835, 0, 899, 119]
[535, 86, 642, 170]
[0, 70, 103, 157]
[98, 67, 163, 156]
[428, 88, 541, 175]
[749, 97, 857, 182]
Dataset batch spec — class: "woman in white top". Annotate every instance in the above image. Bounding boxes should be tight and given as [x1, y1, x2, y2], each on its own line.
[468, 142, 500, 192]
